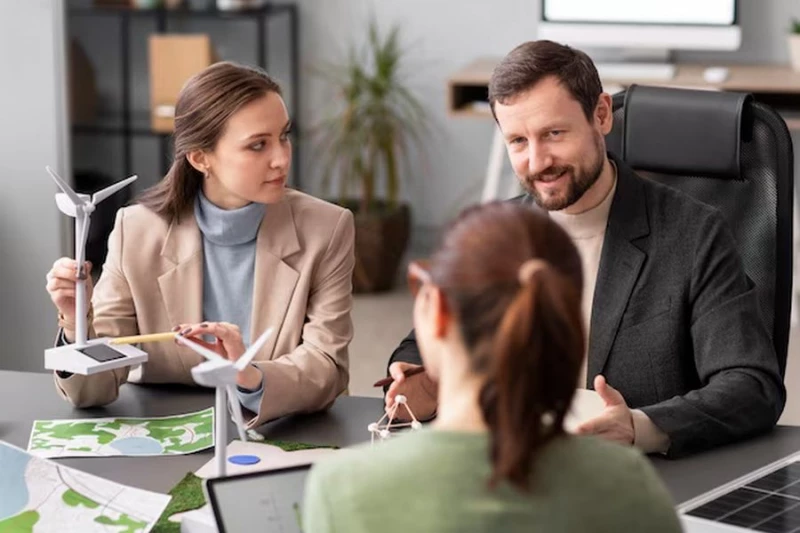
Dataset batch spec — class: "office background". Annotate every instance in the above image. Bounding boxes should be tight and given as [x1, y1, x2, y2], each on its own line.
[2, 0, 799, 418]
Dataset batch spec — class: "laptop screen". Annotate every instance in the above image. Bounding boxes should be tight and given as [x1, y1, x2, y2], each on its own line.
[206, 464, 311, 533]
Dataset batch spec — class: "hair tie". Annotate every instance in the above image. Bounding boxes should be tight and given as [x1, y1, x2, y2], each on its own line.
[518, 258, 548, 285]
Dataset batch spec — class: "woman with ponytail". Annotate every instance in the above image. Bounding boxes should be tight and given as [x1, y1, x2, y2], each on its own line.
[44, 62, 354, 426]
[304, 202, 680, 532]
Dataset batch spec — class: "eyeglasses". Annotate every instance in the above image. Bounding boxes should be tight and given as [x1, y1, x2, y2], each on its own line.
[407, 259, 432, 297]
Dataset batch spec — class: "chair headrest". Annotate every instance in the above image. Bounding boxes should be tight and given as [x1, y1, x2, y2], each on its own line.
[619, 85, 751, 180]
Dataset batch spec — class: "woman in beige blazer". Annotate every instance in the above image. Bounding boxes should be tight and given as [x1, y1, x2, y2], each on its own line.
[45, 62, 354, 428]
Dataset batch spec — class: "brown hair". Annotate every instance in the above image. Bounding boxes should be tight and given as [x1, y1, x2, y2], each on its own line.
[138, 61, 283, 220]
[488, 40, 602, 121]
[429, 202, 584, 491]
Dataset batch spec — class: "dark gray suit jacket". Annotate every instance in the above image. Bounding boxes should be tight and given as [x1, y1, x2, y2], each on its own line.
[389, 157, 786, 457]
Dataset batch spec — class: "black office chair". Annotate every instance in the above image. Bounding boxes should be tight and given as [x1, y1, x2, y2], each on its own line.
[605, 85, 793, 375]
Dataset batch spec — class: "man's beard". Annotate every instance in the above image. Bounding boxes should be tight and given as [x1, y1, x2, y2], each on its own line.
[522, 141, 605, 211]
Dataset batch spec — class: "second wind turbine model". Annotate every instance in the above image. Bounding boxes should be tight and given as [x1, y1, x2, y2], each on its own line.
[177, 327, 274, 477]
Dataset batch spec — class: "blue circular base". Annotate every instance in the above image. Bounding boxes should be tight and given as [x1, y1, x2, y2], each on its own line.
[228, 454, 261, 465]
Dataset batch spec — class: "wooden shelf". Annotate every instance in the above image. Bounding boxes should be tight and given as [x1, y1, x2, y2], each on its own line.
[447, 57, 495, 118]
[448, 59, 800, 130]
[783, 117, 800, 130]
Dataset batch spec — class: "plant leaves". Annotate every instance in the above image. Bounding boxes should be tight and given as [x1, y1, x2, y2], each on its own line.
[307, 18, 433, 210]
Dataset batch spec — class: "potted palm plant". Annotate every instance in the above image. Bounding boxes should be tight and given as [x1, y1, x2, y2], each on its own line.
[311, 20, 431, 292]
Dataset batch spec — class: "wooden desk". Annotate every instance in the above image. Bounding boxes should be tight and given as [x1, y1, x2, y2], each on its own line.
[0, 370, 381, 494]
[2, 370, 800, 506]
[448, 59, 800, 129]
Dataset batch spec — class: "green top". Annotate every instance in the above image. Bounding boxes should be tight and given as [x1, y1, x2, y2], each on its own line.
[303, 429, 682, 533]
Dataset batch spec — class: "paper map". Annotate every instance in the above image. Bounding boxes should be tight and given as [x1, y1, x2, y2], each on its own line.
[27, 408, 214, 458]
[0, 440, 170, 532]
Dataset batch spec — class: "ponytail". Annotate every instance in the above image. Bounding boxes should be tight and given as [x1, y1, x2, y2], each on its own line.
[480, 262, 584, 491]
[137, 157, 202, 222]
[426, 202, 584, 491]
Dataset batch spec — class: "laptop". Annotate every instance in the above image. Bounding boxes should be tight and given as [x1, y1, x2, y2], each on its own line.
[204, 463, 312, 533]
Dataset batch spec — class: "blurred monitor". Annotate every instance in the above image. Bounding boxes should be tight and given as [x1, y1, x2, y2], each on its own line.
[538, 0, 740, 80]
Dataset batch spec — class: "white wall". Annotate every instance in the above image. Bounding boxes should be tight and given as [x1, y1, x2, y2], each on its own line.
[0, 0, 69, 372]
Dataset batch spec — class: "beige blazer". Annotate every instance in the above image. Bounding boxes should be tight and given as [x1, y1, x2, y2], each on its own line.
[55, 189, 354, 427]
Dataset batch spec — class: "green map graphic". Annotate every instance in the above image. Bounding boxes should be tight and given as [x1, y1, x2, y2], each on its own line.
[28, 408, 214, 458]
[0, 510, 39, 533]
[0, 488, 152, 533]
[0, 492, 148, 533]
[62, 489, 98, 509]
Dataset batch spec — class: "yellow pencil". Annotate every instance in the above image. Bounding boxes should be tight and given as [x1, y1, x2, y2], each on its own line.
[109, 332, 177, 345]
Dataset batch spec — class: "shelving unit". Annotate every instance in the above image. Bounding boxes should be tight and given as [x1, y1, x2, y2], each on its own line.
[68, 3, 300, 185]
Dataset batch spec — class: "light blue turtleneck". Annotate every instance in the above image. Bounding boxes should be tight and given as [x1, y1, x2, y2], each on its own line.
[194, 190, 266, 415]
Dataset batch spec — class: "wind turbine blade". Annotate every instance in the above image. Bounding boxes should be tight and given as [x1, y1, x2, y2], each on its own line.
[226, 385, 248, 443]
[176, 335, 226, 362]
[92, 175, 137, 205]
[235, 327, 274, 372]
[46, 166, 84, 207]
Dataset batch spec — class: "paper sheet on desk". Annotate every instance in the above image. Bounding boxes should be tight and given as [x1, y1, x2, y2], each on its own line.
[564, 389, 606, 433]
[27, 407, 214, 458]
[194, 440, 336, 479]
[0, 440, 170, 533]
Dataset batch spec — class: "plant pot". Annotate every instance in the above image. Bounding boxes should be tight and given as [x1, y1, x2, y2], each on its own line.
[341, 201, 411, 293]
[789, 35, 800, 72]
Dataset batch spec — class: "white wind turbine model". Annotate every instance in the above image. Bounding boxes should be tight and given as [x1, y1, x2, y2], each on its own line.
[177, 327, 274, 477]
[44, 166, 148, 374]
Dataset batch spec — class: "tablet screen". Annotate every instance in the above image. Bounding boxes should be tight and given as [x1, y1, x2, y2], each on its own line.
[207, 464, 311, 533]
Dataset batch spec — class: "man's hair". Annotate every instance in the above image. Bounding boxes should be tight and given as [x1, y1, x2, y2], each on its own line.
[489, 40, 602, 121]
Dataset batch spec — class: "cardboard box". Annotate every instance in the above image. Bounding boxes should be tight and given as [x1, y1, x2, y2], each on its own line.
[148, 34, 216, 133]
[69, 39, 97, 125]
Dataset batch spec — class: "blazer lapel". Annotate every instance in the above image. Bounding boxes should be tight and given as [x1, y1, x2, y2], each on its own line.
[249, 196, 301, 356]
[158, 213, 204, 372]
[587, 159, 650, 384]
